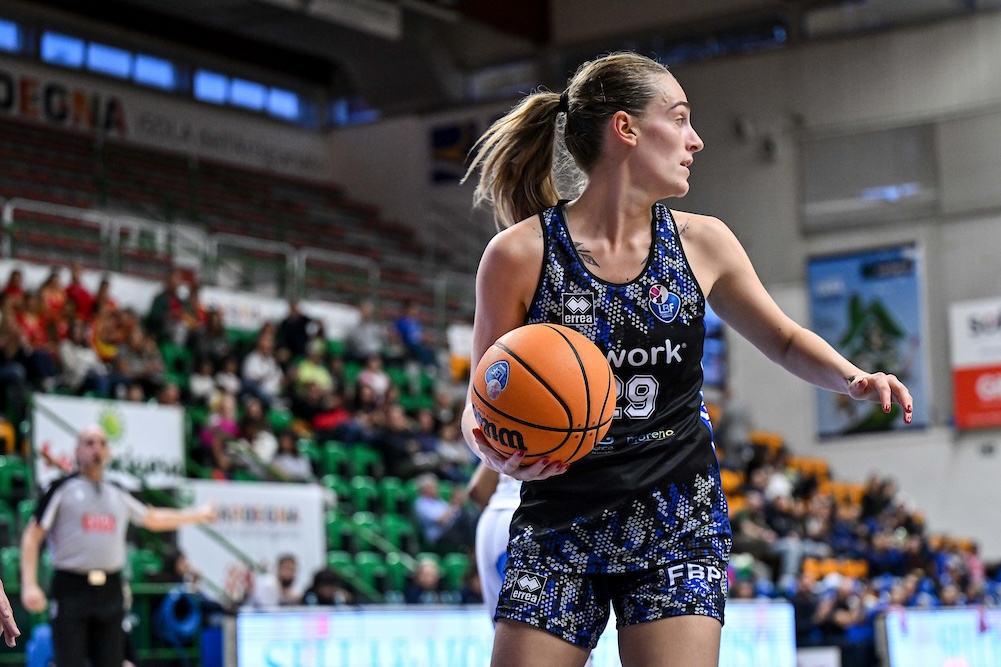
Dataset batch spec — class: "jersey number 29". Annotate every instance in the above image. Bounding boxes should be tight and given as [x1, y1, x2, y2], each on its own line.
[613, 374, 659, 420]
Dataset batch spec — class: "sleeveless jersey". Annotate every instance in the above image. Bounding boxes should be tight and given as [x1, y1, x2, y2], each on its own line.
[511, 201, 730, 574]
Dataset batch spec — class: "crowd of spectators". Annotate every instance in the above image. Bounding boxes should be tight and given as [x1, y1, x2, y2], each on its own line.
[719, 417, 1001, 667]
[0, 263, 483, 610]
[5, 263, 1001, 663]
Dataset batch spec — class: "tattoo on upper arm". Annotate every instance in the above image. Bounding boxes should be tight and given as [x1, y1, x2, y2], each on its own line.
[678, 220, 690, 235]
[574, 242, 600, 267]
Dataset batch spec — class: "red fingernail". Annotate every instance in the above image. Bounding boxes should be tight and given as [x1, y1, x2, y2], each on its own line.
[540, 458, 550, 465]
[884, 405, 890, 412]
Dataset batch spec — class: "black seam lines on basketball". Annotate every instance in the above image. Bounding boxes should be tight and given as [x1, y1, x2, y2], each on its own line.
[541, 324, 594, 463]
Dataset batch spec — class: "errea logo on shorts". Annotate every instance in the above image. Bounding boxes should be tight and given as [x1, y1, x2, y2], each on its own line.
[562, 292, 594, 326]
[511, 570, 548, 606]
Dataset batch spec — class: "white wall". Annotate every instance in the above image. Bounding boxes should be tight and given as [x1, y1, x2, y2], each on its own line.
[327, 12, 1001, 555]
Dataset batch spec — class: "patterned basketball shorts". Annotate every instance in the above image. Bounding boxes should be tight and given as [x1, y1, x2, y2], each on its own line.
[494, 556, 728, 649]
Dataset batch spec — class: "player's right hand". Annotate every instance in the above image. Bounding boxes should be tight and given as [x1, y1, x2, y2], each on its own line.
[20, 583, 47, 614]
[0, 581, 20, 647]
[470, 427, 568, 482]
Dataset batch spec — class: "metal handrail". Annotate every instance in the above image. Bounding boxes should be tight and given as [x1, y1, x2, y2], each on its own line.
[297, 247, 381, 304]
[205, 233, 298, 295]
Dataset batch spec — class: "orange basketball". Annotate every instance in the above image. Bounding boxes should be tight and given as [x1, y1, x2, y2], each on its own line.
[471, 323, 616, 466]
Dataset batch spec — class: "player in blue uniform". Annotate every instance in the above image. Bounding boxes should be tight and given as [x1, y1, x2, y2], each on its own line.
[461, 51, 914, 667]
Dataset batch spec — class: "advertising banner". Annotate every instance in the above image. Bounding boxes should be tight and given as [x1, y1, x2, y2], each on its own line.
[32, 394, 185, 490]
[881, 607, 1001, 667]
[949, 297, 1001, 429]
[807, 244, 929, 436]
[178, 480, 326, 601]
[0, 56, 330, 181]
[236, 601, 796, 667]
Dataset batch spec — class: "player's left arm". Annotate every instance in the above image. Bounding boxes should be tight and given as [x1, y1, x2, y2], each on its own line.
[0, 580, 19, 647]
[692, 214, 913, 421]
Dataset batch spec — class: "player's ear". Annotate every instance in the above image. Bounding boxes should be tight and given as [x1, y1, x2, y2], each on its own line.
[611, 111, 638, 146]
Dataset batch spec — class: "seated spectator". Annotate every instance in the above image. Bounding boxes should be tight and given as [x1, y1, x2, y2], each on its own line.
[247, 554, 303, 607]
[91, 299, 123, 363]
[92, 276, 117, 321]
[271, 431, 314, 482]
[437, 421, 474, 481]
[125, 382, 146, 402]
[276, 299, 315, 365]
[214, 355, 242, 398]
[302, 567, 353, 606]
[188, 358, 217, 408]
[197, 393, 241, 471]
[146, 268, 191, 344]
[374, 404, 440, 479]
[412, 472, 476, 553]
[38, 268, 66, 325]
[2, 268, 24, 301]
[114, 327, 166, 397]
[357, 355, 392, 405]
[344, 301, 386, 364]
[156, 382, 182, 406]
[65, 262, 95, 320]
[13, 291, 58, 390]
[459, 563, 484, 605]
[405, 557, 449, 605]
[0, 320, 30, 427]
[190, 308, 232, 370]
[295, 339, 333, 397]
[394, 300, 437, 371]
[241, 332, 284, 408]
[58, 318, 110, 397]
[791, 570, 822, 647]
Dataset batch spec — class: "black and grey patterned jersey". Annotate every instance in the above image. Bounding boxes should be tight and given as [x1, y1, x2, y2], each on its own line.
[511, 201, 730, 574]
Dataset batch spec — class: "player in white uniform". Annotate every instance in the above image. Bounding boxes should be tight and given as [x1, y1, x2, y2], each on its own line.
[469, 464, 523, 618]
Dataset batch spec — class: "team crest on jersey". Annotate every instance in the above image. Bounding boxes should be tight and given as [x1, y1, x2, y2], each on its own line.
[648, 284, 682, 323]
[561, 292, 594, 326]
[484, 361, 510, 400]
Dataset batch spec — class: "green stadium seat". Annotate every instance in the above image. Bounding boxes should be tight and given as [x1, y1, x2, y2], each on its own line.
[383, 551, 412, 593]
[353, 551, 387, 592]
[324, 511, 352, 551]
[160, 342, 193, 389]
[298, 439, 321, 466]
[0, 547, 19, 592]
[347, 444, 383, 478]
[17, 498, 35, 531]
[321, 475, 351, 509]
[438, 479, 454, 501]
[442, 552, 470, 591]
[326, 550, 355, 580]
[321, 441, 349, 477]
[380, 513, 420, 554]
[129, 548, 164, 583]
[268, 406, 294, 433]
[0, 501, 16, 544]
[350, 511, 380, 551]
[0, 456, 30, 499]
[377, 477, 408, 514]
[349, 476, 378, 513]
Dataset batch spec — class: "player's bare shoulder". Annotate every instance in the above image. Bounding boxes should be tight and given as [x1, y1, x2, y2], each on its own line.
[481, 215, 546, 272]
[670, 210, 744, 289]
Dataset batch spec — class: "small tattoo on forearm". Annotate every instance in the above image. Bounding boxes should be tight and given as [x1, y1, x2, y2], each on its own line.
[574, 242, 600, 267]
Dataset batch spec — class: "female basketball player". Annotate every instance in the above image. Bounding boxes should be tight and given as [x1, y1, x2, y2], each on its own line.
[461, 51, 913, 667]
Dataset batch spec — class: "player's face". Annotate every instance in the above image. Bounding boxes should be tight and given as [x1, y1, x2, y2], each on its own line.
[631, 73, 704, 198]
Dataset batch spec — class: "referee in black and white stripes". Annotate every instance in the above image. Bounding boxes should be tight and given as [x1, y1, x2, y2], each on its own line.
[20, 424, 215, 667]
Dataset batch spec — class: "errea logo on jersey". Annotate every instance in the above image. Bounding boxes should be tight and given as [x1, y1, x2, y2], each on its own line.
[510, 570, 548, 606]
[607, 338, 683, 368]
[561, 292, 594, 326]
